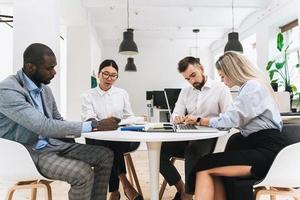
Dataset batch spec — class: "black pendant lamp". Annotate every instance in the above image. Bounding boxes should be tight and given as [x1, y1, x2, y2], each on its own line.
[119, 0, 138, 55]
[224, 0, 243, 53]
[125, 57, 137, 72]
[193, 29, 200, 62]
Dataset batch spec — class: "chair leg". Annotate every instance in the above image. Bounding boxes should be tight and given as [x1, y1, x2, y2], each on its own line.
[6, 188, 16, 200]
[126, 154, 143, 196]
[125, 154, 134, 186]
[31, 181, 38, 200]
[159, 179, 168, 200]
[41, 180, 53, 200]
[5, 180, 53, 200]
[31, 188, 37, 200]
[159, 157, 177, 200]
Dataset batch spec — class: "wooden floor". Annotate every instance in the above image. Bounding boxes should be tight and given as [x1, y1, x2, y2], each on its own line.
[0, 149, 297, 200]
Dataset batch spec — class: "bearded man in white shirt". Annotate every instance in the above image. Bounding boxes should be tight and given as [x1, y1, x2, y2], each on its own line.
[159, 57, 232, 200]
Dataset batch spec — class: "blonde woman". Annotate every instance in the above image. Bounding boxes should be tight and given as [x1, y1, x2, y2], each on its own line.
[193, 51, 288, 200]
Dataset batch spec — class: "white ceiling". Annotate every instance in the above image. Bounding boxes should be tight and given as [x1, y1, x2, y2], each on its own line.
[81, 0, 273, 46]
[0, 0, 275, 48]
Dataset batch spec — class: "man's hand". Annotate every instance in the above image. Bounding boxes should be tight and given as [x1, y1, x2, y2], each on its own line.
[184, 115, 197, 125]
[97, 117, 121, 131]
[174, 115, 186, 124]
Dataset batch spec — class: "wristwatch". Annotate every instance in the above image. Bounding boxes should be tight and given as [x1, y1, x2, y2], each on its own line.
[91, 120, 99, 131]
[196, 117, 202, 125]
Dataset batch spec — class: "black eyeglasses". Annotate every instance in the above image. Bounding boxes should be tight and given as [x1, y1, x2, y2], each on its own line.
[101, 71, 118, 80]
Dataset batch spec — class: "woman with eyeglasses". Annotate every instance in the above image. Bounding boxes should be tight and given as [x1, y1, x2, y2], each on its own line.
[192, 51, 288, 200]
[81, 59, 143, 200]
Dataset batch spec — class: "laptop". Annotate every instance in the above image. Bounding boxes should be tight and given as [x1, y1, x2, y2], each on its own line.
[164, 90, 218, 133]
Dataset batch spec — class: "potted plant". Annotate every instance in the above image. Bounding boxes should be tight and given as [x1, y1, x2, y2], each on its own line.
[294, 92, 300, 112]
[266, 32, 299, 107]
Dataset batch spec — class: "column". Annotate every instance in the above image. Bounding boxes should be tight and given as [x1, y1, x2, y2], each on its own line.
[13, 0, 61, 108]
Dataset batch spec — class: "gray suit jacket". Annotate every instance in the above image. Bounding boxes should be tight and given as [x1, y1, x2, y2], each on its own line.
[0, 70, 82, 160]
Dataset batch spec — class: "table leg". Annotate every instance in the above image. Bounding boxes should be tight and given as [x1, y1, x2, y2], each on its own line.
[146, 142, 162, 200]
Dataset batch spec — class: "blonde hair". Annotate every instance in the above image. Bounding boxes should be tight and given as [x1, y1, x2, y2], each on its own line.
[216, 51, 277, 103]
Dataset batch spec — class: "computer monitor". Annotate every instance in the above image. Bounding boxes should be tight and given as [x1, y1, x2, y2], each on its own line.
[164, 88, 181, 112]
[152, 90, 168, 109]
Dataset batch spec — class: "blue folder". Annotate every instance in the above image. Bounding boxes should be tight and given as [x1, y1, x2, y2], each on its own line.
[120, 125, 145, 131]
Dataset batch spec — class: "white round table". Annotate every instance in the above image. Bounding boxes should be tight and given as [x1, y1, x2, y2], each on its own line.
[83, 129, 227, 200]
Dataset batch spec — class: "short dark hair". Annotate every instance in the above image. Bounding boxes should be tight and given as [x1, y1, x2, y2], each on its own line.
[177, 56, 201, 73]
[98, 59, 119, 74]
[23, 43, 55, 67]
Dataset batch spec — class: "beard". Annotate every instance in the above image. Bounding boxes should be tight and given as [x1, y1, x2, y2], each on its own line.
[193, 75, 206, 90]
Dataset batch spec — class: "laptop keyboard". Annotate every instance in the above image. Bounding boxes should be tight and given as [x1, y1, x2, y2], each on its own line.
[177, 124, 197, 130]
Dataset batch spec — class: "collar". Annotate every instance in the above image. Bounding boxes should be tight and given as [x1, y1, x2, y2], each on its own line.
[192, 76, 212, 91]
[22, 71, 43, 93]
[96, 85, 115, 96]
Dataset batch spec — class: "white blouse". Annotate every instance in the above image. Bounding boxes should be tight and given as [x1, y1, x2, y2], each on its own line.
[209, 79, 283, 136]
[81, 86, 133, 121]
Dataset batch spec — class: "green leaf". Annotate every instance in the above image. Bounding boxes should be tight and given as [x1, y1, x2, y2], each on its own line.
[277, 32, 284, 51]
[291, 85, 298, 92]
[275, 61, 285, 70]
[296, 64, 300, 68]
[271, 79, 278, 83]
[266, 60, 275, 70]
[269, 69, 278, 80]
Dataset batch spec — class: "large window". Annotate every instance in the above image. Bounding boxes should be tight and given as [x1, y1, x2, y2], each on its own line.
[282, 20, 300, 91]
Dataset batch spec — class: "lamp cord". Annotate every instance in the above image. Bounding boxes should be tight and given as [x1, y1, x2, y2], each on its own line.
[196, 31, 198, 58]
[127, 0, 129, 29]
[232, 0, 234, 32]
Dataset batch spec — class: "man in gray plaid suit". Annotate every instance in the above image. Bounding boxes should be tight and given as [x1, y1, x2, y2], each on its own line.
[0, 43, 119, 200]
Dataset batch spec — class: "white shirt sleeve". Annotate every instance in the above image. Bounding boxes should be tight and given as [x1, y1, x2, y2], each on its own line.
[80, 93, 98, 121]
[172, 89, 187, 118]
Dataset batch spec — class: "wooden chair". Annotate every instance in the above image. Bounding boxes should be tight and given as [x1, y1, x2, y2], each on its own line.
[0, 138, 53, 200]
[124, 143, 143, 196]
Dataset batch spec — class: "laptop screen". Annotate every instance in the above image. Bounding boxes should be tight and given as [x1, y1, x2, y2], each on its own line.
[164, 89, 175, 124]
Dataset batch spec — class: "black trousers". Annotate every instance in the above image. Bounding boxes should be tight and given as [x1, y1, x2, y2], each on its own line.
[86, 139, 140, 192]
[159, 138, 217, 194]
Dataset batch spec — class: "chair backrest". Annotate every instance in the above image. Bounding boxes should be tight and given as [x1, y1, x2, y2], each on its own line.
[0, 138, 49, 182]
[254, 142, 300, 188]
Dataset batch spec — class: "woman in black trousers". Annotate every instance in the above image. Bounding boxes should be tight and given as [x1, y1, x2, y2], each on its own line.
[191, 51, 288, 200]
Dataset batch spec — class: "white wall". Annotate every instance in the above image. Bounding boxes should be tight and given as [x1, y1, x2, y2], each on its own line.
[66, 26, 91, 121]
[102, 39, 212, 115]
[65, 24, 103, 121]
[13, 0, 61, 108]
[0, 23, 13, 81]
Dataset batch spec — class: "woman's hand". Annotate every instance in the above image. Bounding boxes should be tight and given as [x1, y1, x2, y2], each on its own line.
[200, 117, 210, 126]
